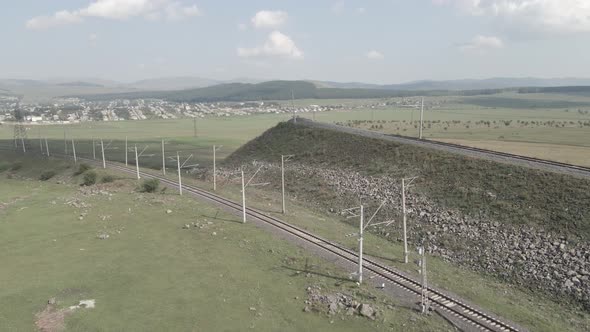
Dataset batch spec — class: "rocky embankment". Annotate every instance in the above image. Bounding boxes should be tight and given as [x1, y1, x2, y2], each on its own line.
[218, 161, 590, 309]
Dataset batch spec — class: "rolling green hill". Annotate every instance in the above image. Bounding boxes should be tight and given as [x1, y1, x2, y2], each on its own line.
[73, 80, 510, 102]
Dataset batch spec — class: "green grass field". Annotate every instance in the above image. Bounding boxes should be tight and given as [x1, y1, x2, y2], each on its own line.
[0, 158, 450, 331]
[97, 150, 590, 332]
[2, 92, 589, 166]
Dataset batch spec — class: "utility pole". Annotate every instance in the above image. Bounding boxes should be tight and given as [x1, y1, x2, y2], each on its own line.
[174, 152, 196, 195]
[213, 145, 222, 191]
[419, 97, 424, 139]
[291, 90, 296, 124]
[213, 145, 217, 190]
[100, 139, 106, 169]
[177, 152, 182, 195]
[125, 136, 128, 166]
[402, 178, 408, 263]
[162, 139, 166, 175]
[92, 137, 96, 160]
[281, 154, 294, 214]
[135, 145, 140, 180]
[343, 201, 393, 284]
[402, 176, 418, 263]
[420, 247, 429, 313]
[281, 155, 286, 214]
[71, 139, 77, 164]
[21, 136, 26, 153]
[241, 169, 246, 223]
[45, 138, 49, 157]
[358, 205, 364, 283]
[240, 165, 267, 223]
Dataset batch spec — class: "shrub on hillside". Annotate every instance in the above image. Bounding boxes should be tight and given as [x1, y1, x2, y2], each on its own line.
[101, 175, 115, 183]
[10, 162, 23, 171]
[39, 170, 57, 181]
[0, 162, 10, 172]
[74, 163, 92, 175]
[139, 179, 160, 193]
[81, 171, 97, 186]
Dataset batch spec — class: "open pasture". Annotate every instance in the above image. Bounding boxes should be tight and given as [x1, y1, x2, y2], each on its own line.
[1, 92, 589, 166]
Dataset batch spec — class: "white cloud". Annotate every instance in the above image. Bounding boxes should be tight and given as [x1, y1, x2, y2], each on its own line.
[237, 31, 303, 59]
[357, 7, 366, 14]
[26, 0, 200, 30]
[459, 35, 504, 52]
[251, 10, 288, 28]
[26, 10, 84, 30]
[165, 3, 200, 20]
[436, 0, 590, 34]
[89, 33, 98, 41]
[330, 2, 345, 15]
[366, 50, 384, 59]
[237, 23, 248, 31]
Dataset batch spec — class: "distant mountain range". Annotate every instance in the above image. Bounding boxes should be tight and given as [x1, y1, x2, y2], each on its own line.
[4, 76, 590, 92]
[3, 76, 590, 102]
[313, 77, 590, 91]
[0, 77, 268, 92]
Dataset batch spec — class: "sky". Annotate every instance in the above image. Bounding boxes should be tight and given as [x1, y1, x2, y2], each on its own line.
[2, 0, 590, 84]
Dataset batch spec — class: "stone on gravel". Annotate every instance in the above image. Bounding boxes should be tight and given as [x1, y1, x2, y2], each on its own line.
[359, 304, 375, 319]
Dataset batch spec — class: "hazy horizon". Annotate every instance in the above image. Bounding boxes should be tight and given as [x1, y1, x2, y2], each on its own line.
[2, 1, 590, 83]
[4, 75, 590, 86]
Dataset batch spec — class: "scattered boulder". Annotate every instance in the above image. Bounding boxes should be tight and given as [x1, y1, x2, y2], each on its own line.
[359, 304, 375, 319]
[303, 285, 378, 320]
[239, 162, 590, 309]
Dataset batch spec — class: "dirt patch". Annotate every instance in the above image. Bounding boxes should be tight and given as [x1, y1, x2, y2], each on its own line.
[0, 196, 28, 211]
[35, 299, 96, 332]
[35, 305, 72, 332]
[304, 285, 378, 320]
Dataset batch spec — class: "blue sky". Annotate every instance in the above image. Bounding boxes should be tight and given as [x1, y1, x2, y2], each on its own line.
[2, 0, 590, 83]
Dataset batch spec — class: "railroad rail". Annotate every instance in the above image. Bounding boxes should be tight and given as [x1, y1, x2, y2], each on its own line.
[388, 133, 590, 173]
[88, 156, 521, 332]
[0, 144, 523, 331]
[298, 118, 590, 177]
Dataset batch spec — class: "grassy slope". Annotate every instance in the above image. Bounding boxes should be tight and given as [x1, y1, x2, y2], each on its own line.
[199, 177, 590, 332]
[225, 121, 590, 239]
[0, 157, 448, 332]
[127, 154, 590, 332]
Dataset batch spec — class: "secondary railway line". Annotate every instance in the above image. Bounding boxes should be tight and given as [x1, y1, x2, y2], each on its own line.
[391, 133, 590, 173]
[81, 156, 522, 332]
[300, 118, 590, 178]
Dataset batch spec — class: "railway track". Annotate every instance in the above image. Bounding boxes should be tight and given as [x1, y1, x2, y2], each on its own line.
[298, 118, 590, 177]
[75, 156, 521, 332]
[387, 133, 590, 174]
[0, 145, 523, 331]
